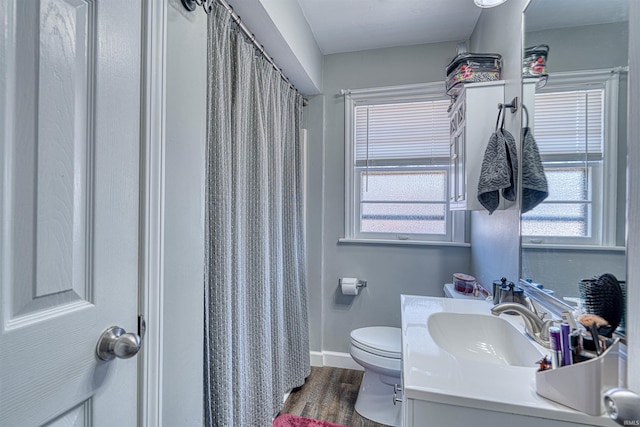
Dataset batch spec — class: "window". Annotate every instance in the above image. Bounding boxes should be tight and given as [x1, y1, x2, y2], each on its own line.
[521, 71, 620, 246]
[343, 83, 463, 243]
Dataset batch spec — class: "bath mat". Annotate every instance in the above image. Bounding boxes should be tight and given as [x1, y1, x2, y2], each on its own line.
[273, 414, 348, 427]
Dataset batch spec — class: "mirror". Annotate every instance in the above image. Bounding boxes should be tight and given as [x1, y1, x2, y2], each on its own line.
[520, 0, 629, 304]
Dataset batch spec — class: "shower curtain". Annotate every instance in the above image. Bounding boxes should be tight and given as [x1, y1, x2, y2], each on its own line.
[203, 3, 310, 426]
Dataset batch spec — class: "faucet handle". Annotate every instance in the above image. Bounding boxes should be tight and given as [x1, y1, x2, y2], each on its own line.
[525, 297, 547, 320]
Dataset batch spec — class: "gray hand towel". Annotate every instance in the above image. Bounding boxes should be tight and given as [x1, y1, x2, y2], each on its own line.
[477, 129, 518, 214]
[522, 127, 548, 213]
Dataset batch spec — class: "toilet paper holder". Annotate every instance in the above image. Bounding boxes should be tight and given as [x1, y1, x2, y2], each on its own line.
[339, 278, 367, 289]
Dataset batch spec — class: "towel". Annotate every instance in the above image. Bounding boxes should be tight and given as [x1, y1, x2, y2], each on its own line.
[521, 127, 548, 213]
[477, 129, 518, 214]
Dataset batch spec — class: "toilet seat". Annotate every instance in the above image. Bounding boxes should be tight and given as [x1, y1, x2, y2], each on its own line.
[350, 327, 401, 359]
[350, 344, 401, 377]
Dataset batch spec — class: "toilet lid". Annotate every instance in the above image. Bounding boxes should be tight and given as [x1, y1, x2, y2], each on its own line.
[350, 327, 401, 358]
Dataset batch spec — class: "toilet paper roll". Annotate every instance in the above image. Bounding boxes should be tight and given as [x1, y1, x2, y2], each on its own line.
[340, 277, 359, 295]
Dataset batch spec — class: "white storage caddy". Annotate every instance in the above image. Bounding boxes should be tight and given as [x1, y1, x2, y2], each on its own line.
[535, 339, 620, 416]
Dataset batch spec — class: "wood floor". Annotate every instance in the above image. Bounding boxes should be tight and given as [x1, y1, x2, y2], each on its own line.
[280, 366, 389, 427]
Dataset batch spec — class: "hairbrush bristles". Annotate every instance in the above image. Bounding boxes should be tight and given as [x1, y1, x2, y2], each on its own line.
[578, 273, 623, 337]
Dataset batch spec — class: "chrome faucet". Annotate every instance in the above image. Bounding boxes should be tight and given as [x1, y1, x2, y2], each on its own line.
[491, 303, 555, 348]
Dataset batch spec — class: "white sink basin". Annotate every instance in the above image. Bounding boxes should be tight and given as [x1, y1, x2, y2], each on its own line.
[427, 312, 544, 367]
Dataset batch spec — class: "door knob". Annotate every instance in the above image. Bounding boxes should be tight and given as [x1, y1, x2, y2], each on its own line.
[96, 317, 146, 361]
[603, 388, 640, 426]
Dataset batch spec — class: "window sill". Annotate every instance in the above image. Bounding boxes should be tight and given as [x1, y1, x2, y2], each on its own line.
[521, 243, 625, 252]
[338, 238, 471, 248]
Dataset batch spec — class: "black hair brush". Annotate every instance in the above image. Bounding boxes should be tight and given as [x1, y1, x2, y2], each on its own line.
[579, 273, 624, 337]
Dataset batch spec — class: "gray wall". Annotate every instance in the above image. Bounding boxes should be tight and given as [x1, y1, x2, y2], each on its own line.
[308, 42, 473, 354]
[304, 95, 325, 351]
[521, 248, 625, 298]
[163, 1, 206, 424]
[526, 22, 628, 73]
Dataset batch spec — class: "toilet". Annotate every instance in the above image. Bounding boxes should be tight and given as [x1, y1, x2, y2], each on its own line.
[349, 326, 402, 427]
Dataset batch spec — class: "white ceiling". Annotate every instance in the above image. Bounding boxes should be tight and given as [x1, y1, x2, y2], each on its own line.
[225, 0, 630, 94]
[296, 0, 482, 55]
[295, 0, 629, 55]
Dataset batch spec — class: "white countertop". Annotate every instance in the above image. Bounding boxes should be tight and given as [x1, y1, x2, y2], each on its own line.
[400, 294, 619, 426]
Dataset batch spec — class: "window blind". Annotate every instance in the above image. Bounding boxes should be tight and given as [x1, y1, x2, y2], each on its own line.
[355, 100, 450, 167]
[534, 89, 604, 162]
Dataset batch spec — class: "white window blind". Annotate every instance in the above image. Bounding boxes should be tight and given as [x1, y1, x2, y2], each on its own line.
[534, 89, 604, 162]
[355, 100, 450, 167]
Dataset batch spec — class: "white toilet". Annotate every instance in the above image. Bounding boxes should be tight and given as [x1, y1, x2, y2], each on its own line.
[349, 326, 402, 427]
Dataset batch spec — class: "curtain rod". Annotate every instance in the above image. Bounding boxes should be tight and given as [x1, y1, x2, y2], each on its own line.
[181, 0, 309, 107]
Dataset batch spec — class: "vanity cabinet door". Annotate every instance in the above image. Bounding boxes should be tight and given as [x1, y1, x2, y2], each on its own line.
[449, 99, 466, 209]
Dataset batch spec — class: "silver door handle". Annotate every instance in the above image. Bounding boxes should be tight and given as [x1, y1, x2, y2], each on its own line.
[96, 316, 146, 361]
[603, 388, 640, 426]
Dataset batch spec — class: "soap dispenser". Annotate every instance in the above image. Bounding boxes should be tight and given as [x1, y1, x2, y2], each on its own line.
[492, 277, 507, 305]
[498, 281, 527, 306]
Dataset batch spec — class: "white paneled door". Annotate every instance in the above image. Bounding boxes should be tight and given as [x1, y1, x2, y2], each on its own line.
[0, 1, 142, 425]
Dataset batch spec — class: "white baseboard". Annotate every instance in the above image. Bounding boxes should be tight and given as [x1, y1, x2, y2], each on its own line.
[310, 351, 324, 367]
[309, 350, 363, 371]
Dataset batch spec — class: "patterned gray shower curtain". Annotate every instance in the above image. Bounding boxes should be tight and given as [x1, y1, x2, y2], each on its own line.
[204, 3, 310, 426]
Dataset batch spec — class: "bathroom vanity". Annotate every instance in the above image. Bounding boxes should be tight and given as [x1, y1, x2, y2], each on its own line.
[400, 295, 621, 427]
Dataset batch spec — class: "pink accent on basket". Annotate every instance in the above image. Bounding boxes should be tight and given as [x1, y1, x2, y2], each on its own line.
[273, 414, 348, 427]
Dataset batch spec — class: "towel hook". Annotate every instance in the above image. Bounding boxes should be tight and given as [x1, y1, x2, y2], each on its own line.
[498, 97, 519, 114]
